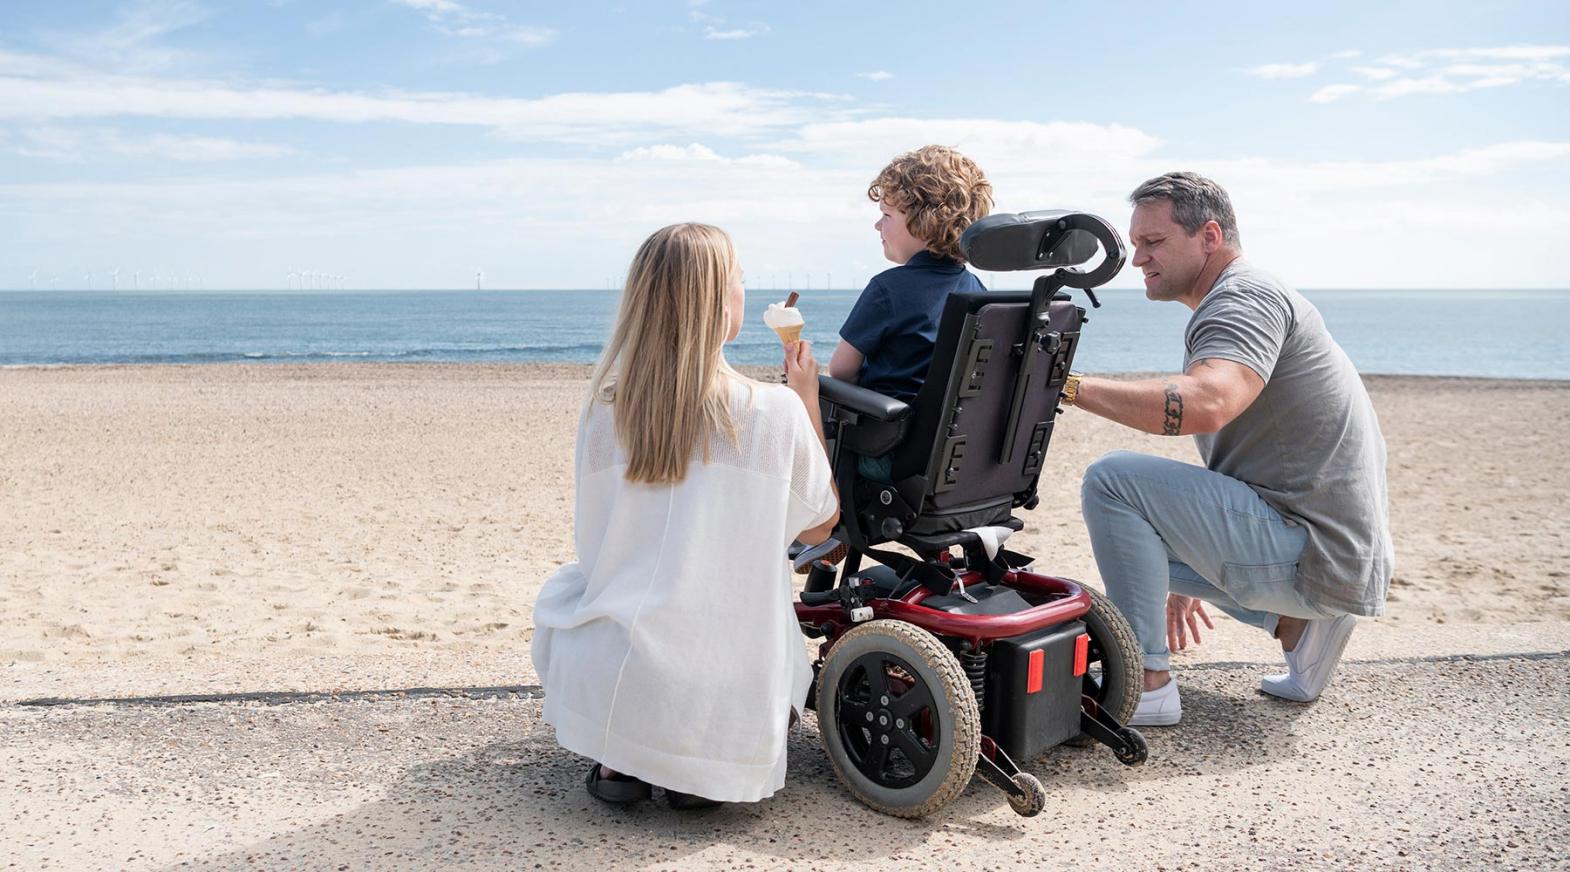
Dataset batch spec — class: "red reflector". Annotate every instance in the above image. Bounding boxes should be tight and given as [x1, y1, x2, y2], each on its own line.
[1026, 649, 1044, 694]
[1073, 633, 1089, 677]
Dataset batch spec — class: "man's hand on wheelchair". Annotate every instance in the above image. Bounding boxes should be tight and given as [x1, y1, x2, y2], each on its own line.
[1166, 594, 1214, 652]
[784, 339, 819, 405]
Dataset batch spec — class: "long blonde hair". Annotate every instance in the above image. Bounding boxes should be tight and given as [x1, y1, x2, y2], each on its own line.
[589, 223, 743, 484]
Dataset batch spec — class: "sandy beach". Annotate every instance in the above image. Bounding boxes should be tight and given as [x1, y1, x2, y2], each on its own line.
[2, 364, 1568, 869]
[2, 364, 1566, 670]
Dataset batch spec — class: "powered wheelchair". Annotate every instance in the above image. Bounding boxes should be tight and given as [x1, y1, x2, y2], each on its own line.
[793, 210, 1146, 818]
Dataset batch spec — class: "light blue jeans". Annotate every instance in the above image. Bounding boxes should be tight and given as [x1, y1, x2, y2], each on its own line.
[1080, 450, 1335, 672]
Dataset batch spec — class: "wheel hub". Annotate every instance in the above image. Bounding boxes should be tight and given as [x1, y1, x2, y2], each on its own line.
[835, 652, 941, 788]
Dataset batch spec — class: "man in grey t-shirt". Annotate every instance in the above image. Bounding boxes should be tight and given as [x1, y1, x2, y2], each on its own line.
[1067, 172, 1393, 727]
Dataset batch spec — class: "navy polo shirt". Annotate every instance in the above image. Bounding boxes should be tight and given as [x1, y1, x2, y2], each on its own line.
[839, 251, 986, 401]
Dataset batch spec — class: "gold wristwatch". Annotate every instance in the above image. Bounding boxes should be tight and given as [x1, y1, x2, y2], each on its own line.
[1061, 372, 1083, 406]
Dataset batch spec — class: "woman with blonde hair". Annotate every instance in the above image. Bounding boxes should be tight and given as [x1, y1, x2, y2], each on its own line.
[532, 223, 838, 809]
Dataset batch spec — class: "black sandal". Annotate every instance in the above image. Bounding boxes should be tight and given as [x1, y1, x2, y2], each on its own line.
[585, 763, 652, 804]
[664, 789, 722, 811]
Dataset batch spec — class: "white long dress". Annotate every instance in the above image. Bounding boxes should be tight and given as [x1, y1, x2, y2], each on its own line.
[531, 377, 837, 803]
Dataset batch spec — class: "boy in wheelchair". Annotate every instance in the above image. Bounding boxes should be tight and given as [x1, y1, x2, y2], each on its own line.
[827, 145, 994, 483]
[792, 207, 1148, 819]
[793, 145, 992, 571]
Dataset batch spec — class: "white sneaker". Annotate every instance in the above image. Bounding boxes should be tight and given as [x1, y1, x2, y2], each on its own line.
[1260, 614, 1356, 702]
[1127, 678, 1181, 727]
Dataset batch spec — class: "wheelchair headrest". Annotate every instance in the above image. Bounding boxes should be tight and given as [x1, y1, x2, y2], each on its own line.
[961, 210, 1127, 289]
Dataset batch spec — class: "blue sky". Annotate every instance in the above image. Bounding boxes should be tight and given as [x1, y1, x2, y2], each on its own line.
[2, 0, 1568, 290]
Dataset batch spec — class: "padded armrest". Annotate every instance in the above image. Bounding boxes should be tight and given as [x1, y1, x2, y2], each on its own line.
[818, 376, 910, 423]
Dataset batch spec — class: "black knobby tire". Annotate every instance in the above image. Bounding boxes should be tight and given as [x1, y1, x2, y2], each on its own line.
[1076, 584, 1142, 733]
[817, 620, 980, 818]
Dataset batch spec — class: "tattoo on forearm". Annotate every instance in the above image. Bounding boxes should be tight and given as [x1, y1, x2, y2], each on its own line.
[1162, 382, 1184, 436]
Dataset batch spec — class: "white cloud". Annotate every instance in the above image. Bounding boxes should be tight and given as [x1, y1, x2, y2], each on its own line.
[687, 1, 721, 25]
[705, 25, 770, 40]
[1375, 76, 1465, 98]
[8, 136, 1568, 289]
[857, 71, 894, 81]
[394, 0, 465, 13]
[495, 26, 556, 46]
[1309, 84, 1362, 103]
[40, 0, 213, 73]
[1391, 45, 1570, 63]
[112, 132, 298, 161]
[1247, 62, 1319, 79]
[788, 118, 1162, 166]
[0, 61, 857, 144]
[389, 0, 557, 47]
[616, 143, 798, 168]
[4, 132, 1568, 290]
[1293, 43, 1570, 102]
[1197, 140, 1570, 194]
[1350, 66, 1396, 81]
[0, 126, 89, 161]
[0, 126, 296, 161]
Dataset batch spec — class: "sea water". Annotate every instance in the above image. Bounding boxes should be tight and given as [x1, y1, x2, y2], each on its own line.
[1, 288, 1565, 379]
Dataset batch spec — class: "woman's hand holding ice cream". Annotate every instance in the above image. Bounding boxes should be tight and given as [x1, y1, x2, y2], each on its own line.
[774, 292, 833, 474]
[784, 338, 830, 461]
[770, 290, 819, 412]
[783, 337, 819, 406]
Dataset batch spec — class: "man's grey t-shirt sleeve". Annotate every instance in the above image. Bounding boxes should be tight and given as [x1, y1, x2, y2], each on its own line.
[1186, 288, 1291, 384]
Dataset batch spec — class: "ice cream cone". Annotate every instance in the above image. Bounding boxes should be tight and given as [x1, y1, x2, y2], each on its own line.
[765, 294, 805, 347]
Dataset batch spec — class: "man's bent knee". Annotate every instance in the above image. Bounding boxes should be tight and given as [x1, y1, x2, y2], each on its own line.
[1080, 449, 1150, 506]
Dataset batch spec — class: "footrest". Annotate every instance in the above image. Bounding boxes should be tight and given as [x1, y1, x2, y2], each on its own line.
[793, 539, 848, 573]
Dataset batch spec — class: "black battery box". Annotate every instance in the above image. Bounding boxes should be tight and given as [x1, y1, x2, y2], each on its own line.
[982, 620, 1087, 761]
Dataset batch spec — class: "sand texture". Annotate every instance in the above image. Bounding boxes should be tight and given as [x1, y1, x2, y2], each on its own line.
[1, 364, 1566, 669]
[3, 364, 1569, 870]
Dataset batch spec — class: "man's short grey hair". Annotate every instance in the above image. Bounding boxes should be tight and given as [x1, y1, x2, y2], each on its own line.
[1128, 172, 1241, 248]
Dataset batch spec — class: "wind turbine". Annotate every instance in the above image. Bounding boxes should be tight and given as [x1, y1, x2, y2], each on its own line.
[108, 268, 119, 290]
[83, 270, 93, 290]
[28, 269, 38, 290]
[826, 272, 832, 290]
[475, 269, 484, 291]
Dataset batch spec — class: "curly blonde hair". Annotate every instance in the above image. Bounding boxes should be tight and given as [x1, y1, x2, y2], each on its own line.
[868, 145, 993, 262]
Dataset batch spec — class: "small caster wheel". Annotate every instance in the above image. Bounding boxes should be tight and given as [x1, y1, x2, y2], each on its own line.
[1114, 727, 1148, 766]
[1007, 773, 1046, 817]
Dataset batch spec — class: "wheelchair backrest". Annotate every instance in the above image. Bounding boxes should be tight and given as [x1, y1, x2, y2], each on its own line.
[832, 209, 1123, 550]
[888, 290, 1084, 522]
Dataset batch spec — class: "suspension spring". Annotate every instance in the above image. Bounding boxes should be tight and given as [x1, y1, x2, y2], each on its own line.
[959, 646, 987, 712]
